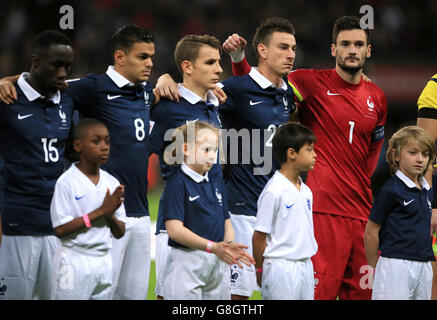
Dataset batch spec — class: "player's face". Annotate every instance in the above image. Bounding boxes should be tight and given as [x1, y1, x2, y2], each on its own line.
[32, 44, 74, 94]
[76, 125, 111, 166]
[395, 138, 430, 182]
[331, 29, 371, 74]
[260, 32, 296, 76]
[295, 142, 317, 172]
[119, 41, 155, 84]
[185, 128, 218, 176]
[190, 45, 222, 92]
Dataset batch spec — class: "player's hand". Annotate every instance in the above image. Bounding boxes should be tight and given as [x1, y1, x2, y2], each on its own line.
[222, 34, 247, 63]
[212, 85, 227, 104]
[0, 80, 17, 105]
[227, 242, 255, 268]
[211, 241, 241, 265]
[155, 73, 181, 102]
[100, 185, 125, 217]
[431, 209, 437, 236]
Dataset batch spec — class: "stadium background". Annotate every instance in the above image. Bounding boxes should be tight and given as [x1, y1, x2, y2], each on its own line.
[1, 0, 436, 299]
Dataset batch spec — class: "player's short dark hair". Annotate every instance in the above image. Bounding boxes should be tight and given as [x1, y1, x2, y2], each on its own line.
[252, 17, 295, 61]
[174, 34, 221, 75]
[65, 118, 108, 162]
[272, 122, 316, 164]
[332, 16, 370, 45]
[111, 24, 154, 55]
[32, 30, 72, 56]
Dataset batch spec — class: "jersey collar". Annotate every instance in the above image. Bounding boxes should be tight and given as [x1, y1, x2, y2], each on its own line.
[18, 72, 61, 104]
[249, 67, 287, 90]
[181, 163, 209, 183]
[106, 65, 148, 88]
[395, 170, 430, 190]
[177, 84, 219, 106]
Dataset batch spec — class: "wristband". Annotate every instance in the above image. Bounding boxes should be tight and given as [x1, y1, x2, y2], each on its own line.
[256, 267, 263, 273]
[206, 240, 214, 253]
[229, 50, 245, 63]
[82, 214, 91, 228]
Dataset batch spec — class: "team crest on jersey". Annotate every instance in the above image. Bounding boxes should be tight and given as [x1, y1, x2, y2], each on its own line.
[216, 188, 223, 206]
[283, 96, 289, 109]
[427, 197, 432, 211]
[144, 91, 151, 108]
[367, 96, 375, 112]
[59, 107, 67, 125]
[307, 199, 311, 211]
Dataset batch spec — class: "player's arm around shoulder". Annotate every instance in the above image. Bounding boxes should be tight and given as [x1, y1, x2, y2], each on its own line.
[0, 74, 20, 105]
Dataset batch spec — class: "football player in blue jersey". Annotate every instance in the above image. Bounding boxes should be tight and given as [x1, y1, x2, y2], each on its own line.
[65, 25, 157, 300]
[218, 17, 297, 300]
[0, 30, 75, 300]
[149, 34, 225, 299]
[0, 25, 162, 300]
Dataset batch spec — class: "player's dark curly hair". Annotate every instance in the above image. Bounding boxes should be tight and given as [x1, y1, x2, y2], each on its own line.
[252, 17, 295, 61]
[272, 122, 316, 164]
[332, 16, 370, 44]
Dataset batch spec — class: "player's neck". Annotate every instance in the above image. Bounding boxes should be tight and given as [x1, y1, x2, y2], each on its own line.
[76, 161, 100, 185]
[256, 65, 283, 88]
[182, 79, 208, 101]
[279, 166, 301, 190]
[27, 73, 52, 98]
[335, 65, 362, 85]
[113, 65, 141, 86]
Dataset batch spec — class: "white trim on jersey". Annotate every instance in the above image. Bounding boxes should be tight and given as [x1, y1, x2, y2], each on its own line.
[249, 67, 287, 90]
[177, 84, 219, 107]
[18, 72, 61, 103]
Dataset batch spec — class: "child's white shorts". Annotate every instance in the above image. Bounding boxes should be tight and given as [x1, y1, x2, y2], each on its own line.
[372, 256, 432, 300]
[261, 257, 314, 300]
[163, 247, 231, 300]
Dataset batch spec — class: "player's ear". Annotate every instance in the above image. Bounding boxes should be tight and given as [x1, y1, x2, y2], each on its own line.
[31, 54, 40, 68]
[181, 60, 193, 76]
[113, 49, 126, 67]
[257, 43, 267, 60]
[330, 43, 337, 58]
[366, 44, 372, 58]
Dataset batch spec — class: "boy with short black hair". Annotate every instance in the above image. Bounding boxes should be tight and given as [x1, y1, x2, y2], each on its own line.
[252, 122, 318, 300]
[50, 118, 126, 300]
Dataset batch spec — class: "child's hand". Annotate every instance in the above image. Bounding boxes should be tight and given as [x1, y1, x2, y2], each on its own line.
[227, 242, 255, 268]
[100, 185, 125, 217]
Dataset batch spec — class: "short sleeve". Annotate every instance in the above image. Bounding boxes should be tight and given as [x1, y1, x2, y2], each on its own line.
[217, 78, 238, 113]
[50, 180, 74, 228]
[368, 185, 393, 225]
[161, 174, 186, 222]
[418, 76, 437, 119]
[65, 76, 98, 115]
[254, 189, 279, 234]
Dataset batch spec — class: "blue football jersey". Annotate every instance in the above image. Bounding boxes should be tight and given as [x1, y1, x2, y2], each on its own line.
[0, 74, 74, 235]
[219, 68, 296, 216]
[66, 67, 155, 217]
[150, 85, 223, 234]
[162, 164, 229, 248]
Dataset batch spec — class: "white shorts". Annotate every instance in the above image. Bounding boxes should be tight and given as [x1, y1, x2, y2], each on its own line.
[262, 257, 314, 300]
[0, 234, 59, 300]
[51, 245, 113, 300]
[372, 256, 433, 300]
[111, 215, 151, 300]
[154, 231, 170, 297]
[229, 213, 258, 297]
[163, 247, 230, 300]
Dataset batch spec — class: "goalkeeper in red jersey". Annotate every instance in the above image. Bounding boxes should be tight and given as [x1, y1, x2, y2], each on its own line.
[224, 16, 387, 300]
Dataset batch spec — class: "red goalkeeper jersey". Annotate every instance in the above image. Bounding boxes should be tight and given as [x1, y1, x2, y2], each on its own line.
[233, 61, 387, 220]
